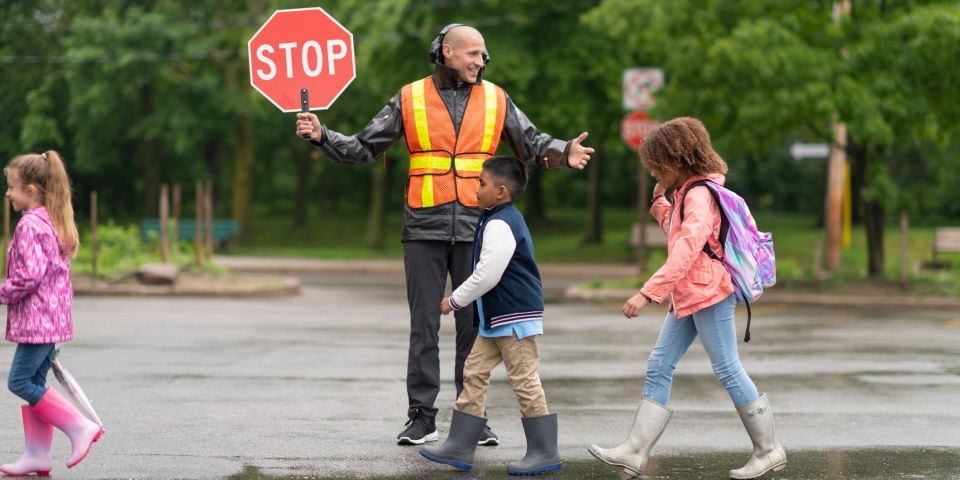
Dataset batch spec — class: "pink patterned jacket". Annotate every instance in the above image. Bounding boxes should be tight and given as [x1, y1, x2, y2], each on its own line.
[1, 206, 74, 344]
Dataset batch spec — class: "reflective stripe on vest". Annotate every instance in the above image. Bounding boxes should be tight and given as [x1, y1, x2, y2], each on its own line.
[400, 77, 506, 208]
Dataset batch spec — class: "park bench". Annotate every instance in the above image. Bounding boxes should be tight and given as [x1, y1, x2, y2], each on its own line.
[628, 222, 668, 248]
[932, 227, 960, 265]
[140, 218, 242, 247]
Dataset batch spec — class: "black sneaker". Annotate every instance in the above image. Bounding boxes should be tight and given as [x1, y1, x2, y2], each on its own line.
[397, 413, 438, 445]
[477, 424, 499, 446]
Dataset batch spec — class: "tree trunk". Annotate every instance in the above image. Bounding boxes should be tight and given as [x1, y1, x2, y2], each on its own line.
[848, 140, 884, 277]
[582, 152, 603, 244]
[525, 170, 546, 224]
[294, 152, 310, 228]
[864, 198, 885, 278]
[231, 115, 254, 223]
[364, 161, 387, 250]
[582, 112, 609, 244]
[139, 86, 160, 217]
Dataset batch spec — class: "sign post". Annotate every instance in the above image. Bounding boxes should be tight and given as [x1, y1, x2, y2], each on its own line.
[622, 68, 663, 276]
[248, 7, 356, 112]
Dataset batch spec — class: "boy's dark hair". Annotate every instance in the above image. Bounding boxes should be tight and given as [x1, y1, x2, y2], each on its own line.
[483, 156, 527, 201]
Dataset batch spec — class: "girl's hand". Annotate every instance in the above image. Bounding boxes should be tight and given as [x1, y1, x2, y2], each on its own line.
[622, 292, 651, 318]
[652, 182, 667, 199]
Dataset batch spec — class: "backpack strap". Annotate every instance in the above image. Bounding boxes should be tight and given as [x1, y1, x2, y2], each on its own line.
[679, 180, 727, 260]
[680, 180, 751, 343]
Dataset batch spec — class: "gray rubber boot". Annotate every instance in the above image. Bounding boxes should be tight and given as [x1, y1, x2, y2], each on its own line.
[419, 410, 486, 471]
[506, 413, 562, 475]
[729, 393, 786, 479]
[587, 398, 672, 477]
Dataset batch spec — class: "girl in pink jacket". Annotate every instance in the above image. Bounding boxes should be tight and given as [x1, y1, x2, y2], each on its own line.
[0, 151, 102, 476]
[588, 118, 785, 479]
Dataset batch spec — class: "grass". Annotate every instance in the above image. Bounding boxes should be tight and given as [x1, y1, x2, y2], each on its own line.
[228, 206, 960, 297]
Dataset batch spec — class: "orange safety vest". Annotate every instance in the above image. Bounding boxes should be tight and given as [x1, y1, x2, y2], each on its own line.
[400, 77, 506, 208]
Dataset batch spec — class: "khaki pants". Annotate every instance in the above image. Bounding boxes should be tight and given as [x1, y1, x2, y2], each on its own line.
[454, 333, 548, 418]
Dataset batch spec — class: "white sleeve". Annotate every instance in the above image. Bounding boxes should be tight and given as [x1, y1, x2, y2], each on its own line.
[449, 219, 516, 309]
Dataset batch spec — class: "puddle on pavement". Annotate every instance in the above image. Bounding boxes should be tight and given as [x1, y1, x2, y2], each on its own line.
[225, 447, 960, 479]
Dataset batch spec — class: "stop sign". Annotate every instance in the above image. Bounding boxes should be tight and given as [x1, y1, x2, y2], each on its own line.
[621, 111, 660, 151]
[248, 8, 355, 112]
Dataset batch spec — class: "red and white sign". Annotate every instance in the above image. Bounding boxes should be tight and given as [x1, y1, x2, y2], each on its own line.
[248, 8, 355, 112]
[621, 111, 659, 151]
[622, 68, 663, 110]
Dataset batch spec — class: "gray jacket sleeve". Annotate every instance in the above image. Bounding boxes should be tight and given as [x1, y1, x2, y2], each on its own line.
[501, 94, 571, 169]
[312, 93, 405, 165]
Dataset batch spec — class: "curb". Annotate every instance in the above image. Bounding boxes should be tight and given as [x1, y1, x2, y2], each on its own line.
[73, 274, 301, 298]
[563, 285, 960, 309]
[108, 255, 955, 308]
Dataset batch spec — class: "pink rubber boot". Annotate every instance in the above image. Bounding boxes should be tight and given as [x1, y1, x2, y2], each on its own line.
[32, 388, 103, 468]
[0, 405, 54, 476]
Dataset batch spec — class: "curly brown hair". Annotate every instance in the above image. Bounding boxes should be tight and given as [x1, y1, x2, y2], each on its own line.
[639, 117, 727, 180]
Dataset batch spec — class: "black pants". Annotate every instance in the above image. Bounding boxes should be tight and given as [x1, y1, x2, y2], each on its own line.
[403, 240, 477, 419]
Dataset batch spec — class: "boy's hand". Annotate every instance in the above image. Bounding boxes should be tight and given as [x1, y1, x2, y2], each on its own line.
[440, 296, 453, 315]
[622, 292, 651, 318]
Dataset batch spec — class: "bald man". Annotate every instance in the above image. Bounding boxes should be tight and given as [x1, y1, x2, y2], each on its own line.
[296, 23, 592, 446]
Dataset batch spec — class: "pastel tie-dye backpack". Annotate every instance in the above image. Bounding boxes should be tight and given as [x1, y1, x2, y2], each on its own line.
[681, 179, 776, 342]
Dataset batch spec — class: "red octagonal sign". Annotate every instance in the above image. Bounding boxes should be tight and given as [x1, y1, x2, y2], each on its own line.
[621, 111, 660, 152]
[248, 8, 355, 112]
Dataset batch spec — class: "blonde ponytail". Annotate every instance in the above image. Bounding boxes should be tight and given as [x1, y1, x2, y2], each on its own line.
[5, 150, 79, 257]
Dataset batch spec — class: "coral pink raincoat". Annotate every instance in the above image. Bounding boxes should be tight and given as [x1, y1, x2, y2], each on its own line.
[639, 174, 734, 317]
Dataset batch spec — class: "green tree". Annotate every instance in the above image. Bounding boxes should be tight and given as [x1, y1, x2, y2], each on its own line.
[584, 0, 960, 278]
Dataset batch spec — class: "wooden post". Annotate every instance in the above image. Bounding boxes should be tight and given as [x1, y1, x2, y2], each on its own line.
[159, 183, 169, 264]
[90, 192, 98, 279]
[825, 0, 851, 272]
[899, 211, 909, 289]
[825, 119, 846, 271]
[204, 180, 213, 261]
[172, 183, 181, 251]
[195, 182, 204, 266]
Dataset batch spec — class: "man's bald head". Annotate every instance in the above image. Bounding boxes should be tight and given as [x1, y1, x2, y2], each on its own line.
[442, 25, 483, 49]
[440, 25, 488, 84]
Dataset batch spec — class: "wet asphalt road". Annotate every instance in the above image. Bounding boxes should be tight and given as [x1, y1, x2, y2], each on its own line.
[0, 270, 957, 479]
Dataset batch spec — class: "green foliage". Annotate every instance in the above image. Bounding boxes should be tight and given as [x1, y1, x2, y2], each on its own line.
[73, 222, 195, 279]
[2, 0, 958, 283]
[232, 206, 958, 295]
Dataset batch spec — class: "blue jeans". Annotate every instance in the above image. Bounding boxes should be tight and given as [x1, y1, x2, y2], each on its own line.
[8, 343, 56, 406]
[643, 294, 759, 407]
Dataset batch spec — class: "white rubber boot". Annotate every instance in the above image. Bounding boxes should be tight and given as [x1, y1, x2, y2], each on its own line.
[729, 393, 786, 479]
[588, 398, 672, 477]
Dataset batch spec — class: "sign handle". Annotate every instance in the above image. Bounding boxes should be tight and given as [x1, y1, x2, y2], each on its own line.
[300, 88, 310, 139]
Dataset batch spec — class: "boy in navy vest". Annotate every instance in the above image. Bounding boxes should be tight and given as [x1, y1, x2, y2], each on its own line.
[419, 156, 561, 475]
